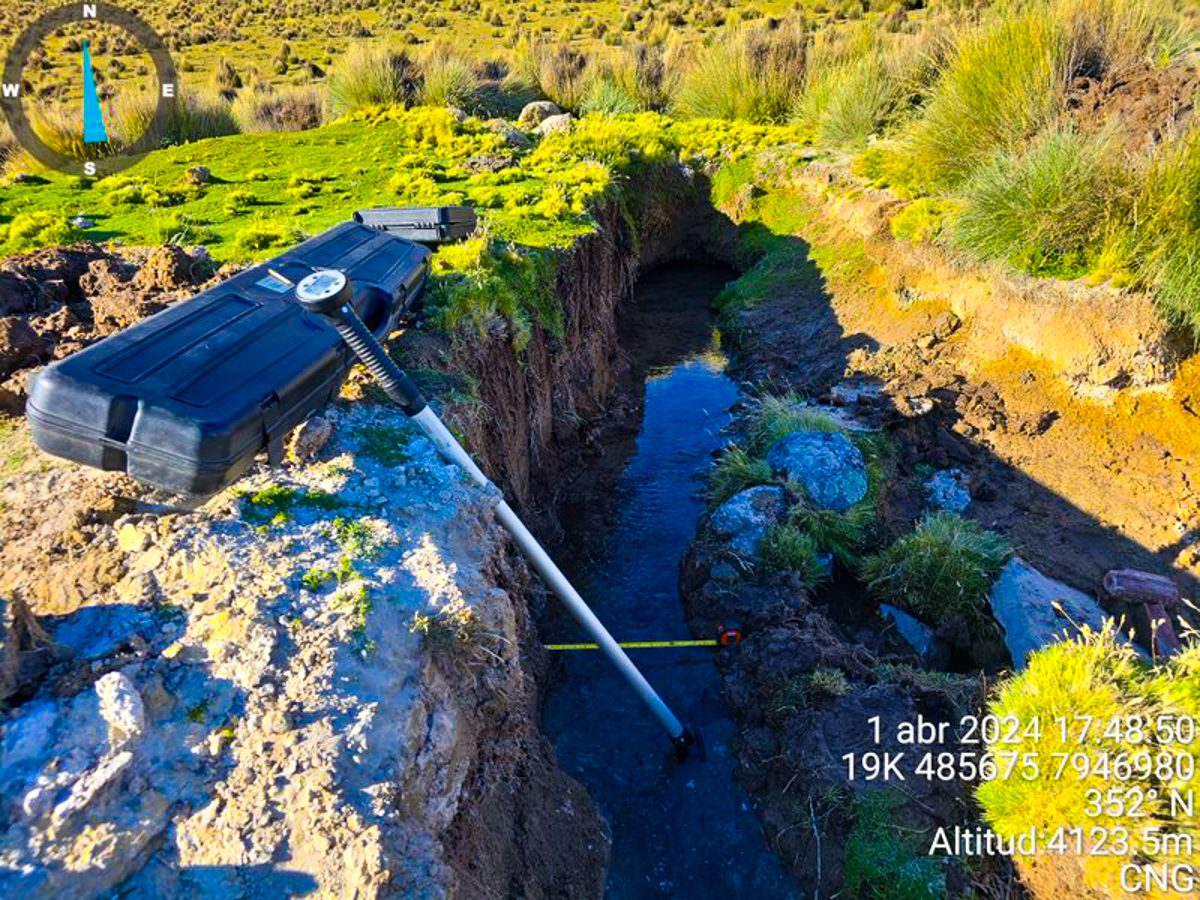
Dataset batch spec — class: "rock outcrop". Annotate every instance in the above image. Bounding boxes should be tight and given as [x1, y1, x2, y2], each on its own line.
[708, 485, 786, 556]
[766, 431, 867, 512]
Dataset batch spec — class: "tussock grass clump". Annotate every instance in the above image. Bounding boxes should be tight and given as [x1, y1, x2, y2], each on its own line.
[672, 20, 807, 122]
[612, 42, 676, 111]
[114, 90, 239, 147]
[510, 36, 591, 110]
[793, 26, 927, 149]
[898, 9, 1071, 189]
[4, 212, 80, 252]
[758, 523, 830, 587]
[0, 120, 18, 170]
[1138, 130, 1200, 337]
[861, 511, 1010, 636]
[30, 106, 120, 163]
[418, 44, 481, 110]
[1063, 0, 1189, 75]
[325, 44, 419, 119]
[579, 77, 642, 115]
[955, 126, 1125, 276]
[898, 0, 1185, 189]
[788, 502, 874, 568]
[706, 445, 773, 506]
[744, 392, 843, 456]
[233, 219, 305, 256]
[978, 628, 1200, 895]
[232, 84, 323, 132]
[795, 51, 899, 148]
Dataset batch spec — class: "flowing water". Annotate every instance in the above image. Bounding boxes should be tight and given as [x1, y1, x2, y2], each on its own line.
[540, 264, 799, 899]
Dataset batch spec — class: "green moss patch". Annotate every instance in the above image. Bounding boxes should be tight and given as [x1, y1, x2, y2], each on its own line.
[238, 484, 347, 526]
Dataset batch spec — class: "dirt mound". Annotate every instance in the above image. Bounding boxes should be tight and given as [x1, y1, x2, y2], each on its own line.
[1067, 61, 1199, 154]
[0, 243, 222, 413]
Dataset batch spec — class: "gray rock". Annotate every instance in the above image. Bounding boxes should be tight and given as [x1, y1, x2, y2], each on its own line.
[70, 216, 95, 229]
[988, 557, 1110, 668]
[289, 414, 332, 461]
[445, 106, 468, 122]
[709, 485, 786, 556]
[925, 468, 971, 513]
[185, 165, 211, 185]
[485, 119, 532, 148]
[766, 431, 867, 512]
[95, 672, 145, 744]
[880, 603, 935, 658]
[710, 561, 739, 584]
[533, 113, 572, 136]
[517, 100, 561, 127]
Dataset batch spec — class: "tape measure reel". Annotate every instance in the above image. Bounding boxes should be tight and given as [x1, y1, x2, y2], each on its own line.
[717, 624, 743, 647]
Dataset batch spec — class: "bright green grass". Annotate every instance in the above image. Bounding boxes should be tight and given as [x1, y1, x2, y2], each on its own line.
[706, 444, 773, 506]
[978, 629, 1200, 892]
[0, 108, 795, 263]
[0, 110, 588, 258]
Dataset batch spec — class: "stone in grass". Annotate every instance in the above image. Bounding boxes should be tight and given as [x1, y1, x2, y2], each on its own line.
[766, 431, 867, 513]
[289, 414, 333, 461]
[517, 100, 561, 127]
[709, 485, 786, 556]
[925, 468, 971, 513]
[185, 165, 211, 185]
[988, 557, 1111, 669]
[880, 603, 937, 661]
[533, 114, 572, 136]
[485, 119, 532, 148]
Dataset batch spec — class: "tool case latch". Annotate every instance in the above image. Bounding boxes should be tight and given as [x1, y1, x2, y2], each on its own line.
[260, 393, 285, 466]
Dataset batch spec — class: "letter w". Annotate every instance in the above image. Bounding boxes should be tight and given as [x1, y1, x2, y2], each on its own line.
[2, 84, 19, 98]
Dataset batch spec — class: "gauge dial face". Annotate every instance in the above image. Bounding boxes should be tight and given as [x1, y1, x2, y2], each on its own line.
[2, 2, 177, 176]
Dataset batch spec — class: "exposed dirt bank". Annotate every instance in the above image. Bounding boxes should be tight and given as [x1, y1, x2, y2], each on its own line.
[729, 163, 1199, 604]
[1067, 59, 1199, 155]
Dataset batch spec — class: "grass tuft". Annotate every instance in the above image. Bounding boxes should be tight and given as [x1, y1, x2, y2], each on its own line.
[418, 44, 481, 110]
[232, 84, 323, 132]
[861, 511, 1010, 638]
[744, 393, 843, 456]
[706, 444, 773, 506]
[955, 126, 1124, 277]
[788, 502, 874, 568]
[897, 8, 1070, 190]
[758, 523, 830, 588]
[325, 44, 419, 119]
[671, 20, 807, 123]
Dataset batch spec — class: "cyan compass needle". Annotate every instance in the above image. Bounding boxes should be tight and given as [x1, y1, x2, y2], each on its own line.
[81, 38, 107, 144]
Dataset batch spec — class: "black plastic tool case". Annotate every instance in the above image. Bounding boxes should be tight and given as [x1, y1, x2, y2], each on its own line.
[352, 205, 477, 244]
[26, 222, 431, 495]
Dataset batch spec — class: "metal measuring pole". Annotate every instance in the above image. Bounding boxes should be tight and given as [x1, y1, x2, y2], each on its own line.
[294, 269, 696, 759]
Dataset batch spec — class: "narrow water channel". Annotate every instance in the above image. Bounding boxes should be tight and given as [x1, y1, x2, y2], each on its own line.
[540, 264, 799, 899]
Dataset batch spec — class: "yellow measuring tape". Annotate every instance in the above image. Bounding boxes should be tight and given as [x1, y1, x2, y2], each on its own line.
[545, 639, 719, 650]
